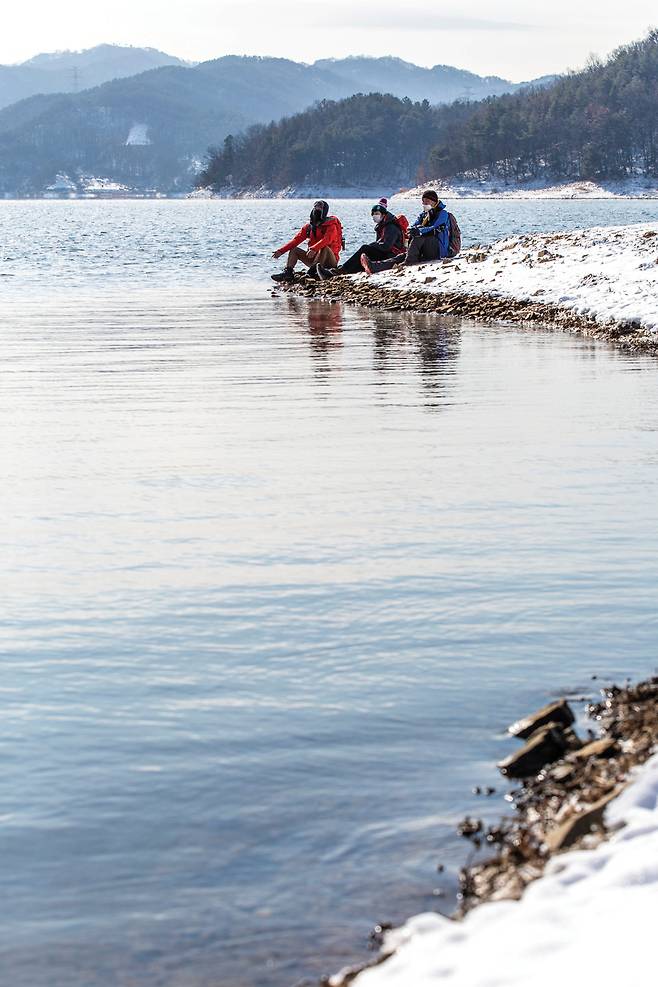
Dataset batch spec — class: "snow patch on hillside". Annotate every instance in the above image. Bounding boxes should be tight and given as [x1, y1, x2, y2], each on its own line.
[125, 124, 151, 146]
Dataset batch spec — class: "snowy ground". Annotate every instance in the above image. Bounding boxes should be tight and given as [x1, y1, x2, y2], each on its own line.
[200, 184, 387, 199]
[372, 222, 658, 335]
[399, 178, 658, 200]
[333, 752, 658, 987]
[203, 178, 658, 200]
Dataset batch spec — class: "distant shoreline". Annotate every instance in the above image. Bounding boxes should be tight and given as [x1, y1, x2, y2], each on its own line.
[3, 189, 658, 201]
[192, 179, 658, 201]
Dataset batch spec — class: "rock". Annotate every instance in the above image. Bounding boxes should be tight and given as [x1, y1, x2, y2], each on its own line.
[544, 785, 625, 852]
[570, 737, 618, 762]
[550, 763, 576, 783]
[508, 698, 575, 739]
[498, 722, 569, 778]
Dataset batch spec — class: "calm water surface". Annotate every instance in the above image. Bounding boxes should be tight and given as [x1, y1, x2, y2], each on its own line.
[2, 199, 658, 986]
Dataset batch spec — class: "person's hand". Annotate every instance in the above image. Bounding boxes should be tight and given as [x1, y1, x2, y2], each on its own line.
[272, 249, 282, 259]
[408, 227, 419, 239]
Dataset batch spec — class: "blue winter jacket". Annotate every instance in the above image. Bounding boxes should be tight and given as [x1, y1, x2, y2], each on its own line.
[412, 202, 450, 258]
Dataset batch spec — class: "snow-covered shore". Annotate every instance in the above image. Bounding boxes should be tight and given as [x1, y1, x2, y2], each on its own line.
[373, 222, 658, 336]
[333, 752, 658, 987]
[190, 184, 387, 200]
[193, 178, 658, 200]
[284, 222, 658, 348]
[399, 178, 658, 200]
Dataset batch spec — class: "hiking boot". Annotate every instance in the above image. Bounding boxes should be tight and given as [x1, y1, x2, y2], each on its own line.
[317, 265, 336, 280]
[307, 264, 320, 279]
[360, 253, 373, 276]
[271, 267, 295, 283]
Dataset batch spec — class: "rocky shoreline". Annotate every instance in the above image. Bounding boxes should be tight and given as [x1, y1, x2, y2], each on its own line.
[457, 678, 658, 909]
[328, 676, 658, 986]
[275, 222, 658, 355]
[277, 273, 658, 356]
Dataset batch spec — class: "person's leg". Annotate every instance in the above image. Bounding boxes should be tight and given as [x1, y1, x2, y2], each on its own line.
[315, 247, 337, 269]
[369, 254, 405, 274]
[287, 246, 314, 270]
[335, 244, 391, 275]
[336, 245, 373, 275]
[403, 235, 423, 265]
[273, 245, 310, 282]
[363, 244, 391, 263]
[420, 236, 440, 263]
[405, 235, 440, 266]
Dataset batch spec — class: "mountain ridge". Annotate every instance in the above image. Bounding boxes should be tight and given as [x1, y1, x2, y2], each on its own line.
[0, 47, 557, 196]
[197, 31, 658, 195]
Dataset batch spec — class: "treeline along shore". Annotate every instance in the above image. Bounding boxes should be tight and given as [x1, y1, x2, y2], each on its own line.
[277, 223, 658, 356]
[200, 32, 657, 198]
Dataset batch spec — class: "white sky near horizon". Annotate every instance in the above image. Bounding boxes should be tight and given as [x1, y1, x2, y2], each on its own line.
[1, 1, 655, 81]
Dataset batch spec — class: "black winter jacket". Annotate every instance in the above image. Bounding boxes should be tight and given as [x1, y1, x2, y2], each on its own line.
[372, 213, 403, 254]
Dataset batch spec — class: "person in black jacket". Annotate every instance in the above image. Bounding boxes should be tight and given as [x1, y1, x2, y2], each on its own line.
[317, 202, 403, 278]
[364, 190, 451, 275]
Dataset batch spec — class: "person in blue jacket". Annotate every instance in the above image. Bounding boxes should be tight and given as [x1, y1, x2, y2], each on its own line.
[365, 190, 451, 274]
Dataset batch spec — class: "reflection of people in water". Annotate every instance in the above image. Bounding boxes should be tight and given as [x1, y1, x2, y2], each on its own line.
[361, 308, 461, 408]
[281, 296, 344, 361]
[279, 295, 459, 401]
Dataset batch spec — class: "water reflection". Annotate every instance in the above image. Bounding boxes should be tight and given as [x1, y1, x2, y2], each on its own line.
[281, 295, 344, 363]
[283, 294, 462, 409]
[365, 308, 461, 409]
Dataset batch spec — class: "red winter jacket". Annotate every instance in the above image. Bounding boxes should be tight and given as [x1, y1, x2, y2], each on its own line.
[278, 216, 343, 261]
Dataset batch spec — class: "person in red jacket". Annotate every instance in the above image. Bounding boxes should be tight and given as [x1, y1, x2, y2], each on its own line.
[271, 201, 343, 282]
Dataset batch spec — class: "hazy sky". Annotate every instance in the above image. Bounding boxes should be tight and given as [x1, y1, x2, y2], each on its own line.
[3, 1, 655, 80]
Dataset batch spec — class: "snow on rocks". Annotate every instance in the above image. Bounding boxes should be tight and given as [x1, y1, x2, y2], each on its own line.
[375, 223, 658, 336]
[332, 751, 658, 987]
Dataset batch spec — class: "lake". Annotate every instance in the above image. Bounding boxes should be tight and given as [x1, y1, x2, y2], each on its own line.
[2, 198, 658, 986]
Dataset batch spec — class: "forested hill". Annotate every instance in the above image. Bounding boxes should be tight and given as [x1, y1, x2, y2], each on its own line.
[426, 31, 658, 183]
[0, 53, 551, 196]
[197, 94, 476, 192]
[199, 31, 657, 193]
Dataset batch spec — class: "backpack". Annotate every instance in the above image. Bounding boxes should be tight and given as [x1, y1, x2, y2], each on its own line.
[393, 214, 410, 253]
[447, 212, 461, 257]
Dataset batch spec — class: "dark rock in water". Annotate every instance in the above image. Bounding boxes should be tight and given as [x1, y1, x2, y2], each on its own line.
[508, 698, 575, 739]
[457, 816, 483, 839]
[498, 722, 569, 778]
